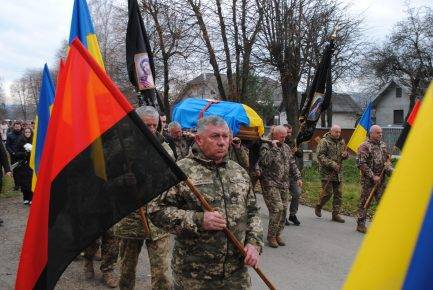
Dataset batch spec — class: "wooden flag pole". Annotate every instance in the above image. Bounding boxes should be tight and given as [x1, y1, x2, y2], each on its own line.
[363, 155, 391, 210]
[185, 178, 277, 290]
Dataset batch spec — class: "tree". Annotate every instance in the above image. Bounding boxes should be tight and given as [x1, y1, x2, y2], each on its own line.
[185, 0, 263, 102]
[0, 77, 6, 119]
[363, 6, 433, 114]
[258, 0, 365, 132]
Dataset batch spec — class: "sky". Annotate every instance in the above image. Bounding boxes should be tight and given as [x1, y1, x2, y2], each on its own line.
[0, 0, 431, 103]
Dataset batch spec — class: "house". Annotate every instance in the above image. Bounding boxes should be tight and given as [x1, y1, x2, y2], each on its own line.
[276, 93, 362, 129]
[372, 79, 412, 127]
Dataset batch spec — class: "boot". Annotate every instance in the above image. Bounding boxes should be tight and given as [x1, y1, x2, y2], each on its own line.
[314, 205, 322, 217]
[332, 213, 345, 223]
[276, 236, 286, 246]
[84, 259, 94, 280]
[289, 214, 300, 226]
[0, 217, 3, 225]
[356, 225, 367, 234]
[102, 271, 118, 288]
[267, 236, 279, 248]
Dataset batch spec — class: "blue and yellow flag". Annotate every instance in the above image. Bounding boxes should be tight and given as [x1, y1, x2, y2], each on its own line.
[344, 83, 433, 290]
[68, 0, 107, 180]
[69, 0, 104, 69]
[347, 103, 372, 153]
[30, 64, 55, 191]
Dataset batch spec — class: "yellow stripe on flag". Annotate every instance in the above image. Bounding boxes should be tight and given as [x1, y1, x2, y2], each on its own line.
[30, 117, 39, 191]
[347, 125, 367, 153]
[344, 82, 433, 290]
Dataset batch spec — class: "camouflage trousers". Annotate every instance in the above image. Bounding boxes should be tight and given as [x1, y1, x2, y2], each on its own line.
[84, 228, 119, 272]
[262, 186, 288, 237]
[357, 179, 386, 226]
[173, 267, 251, 290]
[118, 236, 171, 290]
[318, 180, 342, 214]
[288, 179, 301, 216]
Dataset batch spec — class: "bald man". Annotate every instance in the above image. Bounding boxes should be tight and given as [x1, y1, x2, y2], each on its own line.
[315, 125, 348, 223]
[356, 125, 393, 233]
[258, 125, 302, 248]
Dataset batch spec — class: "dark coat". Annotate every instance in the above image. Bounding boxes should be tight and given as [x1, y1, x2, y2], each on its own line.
[6, 129, 22, 163]
[14, 135, 33, 191]
[0, 141, 11, 176]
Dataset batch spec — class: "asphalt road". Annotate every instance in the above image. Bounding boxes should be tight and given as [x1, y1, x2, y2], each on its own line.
[0, 194, 365, 290]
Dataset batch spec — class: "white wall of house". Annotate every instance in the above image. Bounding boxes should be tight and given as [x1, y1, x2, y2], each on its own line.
[374, 86, 409, 127]
[277, 111, 357, 129]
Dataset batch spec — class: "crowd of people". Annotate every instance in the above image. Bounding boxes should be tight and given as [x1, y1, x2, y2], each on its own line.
[0, 109, 394, 289]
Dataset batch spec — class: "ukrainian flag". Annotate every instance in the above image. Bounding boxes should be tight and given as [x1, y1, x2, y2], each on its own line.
[347, 103, 372, 153]
[30, 64, 55, 191]
[344, 83, 433, 290]
[69, 0, 107, 180]
[69, 0, 104, 69]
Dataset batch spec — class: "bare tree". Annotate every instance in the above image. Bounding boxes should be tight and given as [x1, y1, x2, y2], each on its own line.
[258, 0, 365, 131]
[363, 6, 433, 114]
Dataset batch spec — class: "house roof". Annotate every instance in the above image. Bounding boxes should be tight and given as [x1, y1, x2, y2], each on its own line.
[372, 78, 410, 107]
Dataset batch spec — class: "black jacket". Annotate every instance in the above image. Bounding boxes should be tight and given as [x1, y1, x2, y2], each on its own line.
[0, 141, 11, 175]
[6, 129, 22, 163]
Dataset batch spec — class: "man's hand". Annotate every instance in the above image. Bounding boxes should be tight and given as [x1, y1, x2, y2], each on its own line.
[271, 140, 279, 148]
[297, 179, 303, 188]
[341, 151, 348, 158]
[385, 160, 392, 168]
[373, 175, 381, 184]
[244, 244, 260, 268]
[333, 162, 340, 172]
[203, 211, 226, 230]
[232, 137, 241, 149]
[4, 171, 12, 178]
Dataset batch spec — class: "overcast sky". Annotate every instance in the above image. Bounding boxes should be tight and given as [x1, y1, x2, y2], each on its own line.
[0, 0, 431, 102]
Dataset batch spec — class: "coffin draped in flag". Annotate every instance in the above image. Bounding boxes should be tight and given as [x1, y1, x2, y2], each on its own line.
[344, 82, 433, 290]
[15, 39, 186, 290]
[29, 64, 55, 191]
[126, 0, 163, 108]
[297, 36, 335, 145]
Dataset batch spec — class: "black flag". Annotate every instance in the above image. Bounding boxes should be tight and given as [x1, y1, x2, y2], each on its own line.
[126, 0, 164, 109]
[297, 36, 336, 144]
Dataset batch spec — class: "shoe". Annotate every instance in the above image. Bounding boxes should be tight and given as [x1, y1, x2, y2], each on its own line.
[356, 225, 367, 234]
[332, 214, 345, 223]
[102, 271, 118, 288]
[276, 236, 286, 246]
[285, 218, 291, 226]
[14, 186, 19, 191]
[289, 215, 300, 226]
[314, 205, 322, 217]
[0, 218, 3, 225]
[84, 260, 94, 280]
[267, 236, 279, 248]
[23, 200, 29, 205]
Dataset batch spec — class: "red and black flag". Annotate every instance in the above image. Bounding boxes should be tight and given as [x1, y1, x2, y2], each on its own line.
[126, 0, 163, 109]
[15, 39, 186, 290]
[297, 35, 336, 145]
[395, 99, 422, 150]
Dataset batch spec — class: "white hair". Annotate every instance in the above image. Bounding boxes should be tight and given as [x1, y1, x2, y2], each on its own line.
[168, 121, 181, 131]
[196, 116, 228, 134]
[135, 106, 159, 120]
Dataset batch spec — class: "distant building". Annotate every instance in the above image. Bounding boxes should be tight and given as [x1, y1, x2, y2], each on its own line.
[276, 93, 362, 129]
[372, 79, 413, 127]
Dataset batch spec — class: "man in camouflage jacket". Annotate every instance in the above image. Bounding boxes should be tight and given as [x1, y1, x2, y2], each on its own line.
[258, 125, 302, 248]
[115, 106, 174, 290]
[148, 116, 263, 290]
[165, 121, 194, 160]
[356, 125, 393, 233]
[315, 125, 348, 223]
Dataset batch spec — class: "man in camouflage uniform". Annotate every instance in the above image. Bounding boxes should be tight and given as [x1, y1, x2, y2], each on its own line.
[315, 125, 349, 223]
[115, 106, 174, 290]
[283, 124, 303, 226]
[165, 121, 194, 160]
[259, 125, 302, 248]
[83, 230, 119, 287]
[228, 136, 249, 170]
[148, 116, 263, 289]
[356, 125, 393, 233]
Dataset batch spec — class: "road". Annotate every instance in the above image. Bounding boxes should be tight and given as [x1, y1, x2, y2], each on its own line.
[0, 194, 365, 290]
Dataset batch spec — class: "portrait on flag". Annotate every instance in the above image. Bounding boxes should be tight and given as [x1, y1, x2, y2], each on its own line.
[135, 52, 155, 90]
